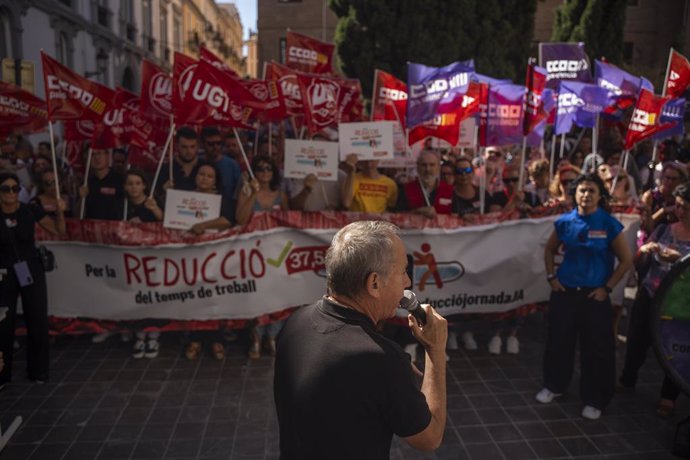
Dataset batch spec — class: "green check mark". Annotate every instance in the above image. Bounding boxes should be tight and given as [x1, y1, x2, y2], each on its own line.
[267, 240, 294, 267]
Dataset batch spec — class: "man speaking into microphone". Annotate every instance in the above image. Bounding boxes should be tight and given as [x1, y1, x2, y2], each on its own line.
[274, 221, 447, 459]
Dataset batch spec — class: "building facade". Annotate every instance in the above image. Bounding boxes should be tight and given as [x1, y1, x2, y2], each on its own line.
[0, 0, 244, 99]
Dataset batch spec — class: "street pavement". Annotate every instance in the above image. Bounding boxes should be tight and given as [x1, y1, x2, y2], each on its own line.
[0, 305, 687, 460]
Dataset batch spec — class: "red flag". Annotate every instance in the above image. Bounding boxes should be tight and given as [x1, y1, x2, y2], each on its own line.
[173, 53, 255, 128]
[240, 79, 287, 122]
[200, 46, 240, 78]
[41, 51, 113, 121]
[297, 74, 342, 135]
[338, 79, 365, 122]
[140, 59, 172, 120]
[666, 49, 690, 98]
[0, 80, 49, 135]
[624, 89, 672, 149]
[371, 70, 408, 126]
[127, 143, 164, 174]
[408, 113, 461, 146]
[265, 61, 304, 116]
[127, 108, 168, 150]
[285, 31, 335, 74]
[523, 62, 548, 135]
[64, 140, 86, 174]
[63, 120, 96, 142]
[92, 87, 140, 149]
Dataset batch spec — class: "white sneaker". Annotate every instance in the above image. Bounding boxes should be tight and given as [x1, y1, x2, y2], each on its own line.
[131, 339, 145, 359]
[535, 388, 562, 404]
[446, 331, 459, 350]
[144, 339, 159, 359]
[404, 343, 418, 362]
[488, 336, 502, 355]
[582, 405, 601, 420]
[91, 332, 113, 344]
[462, 332, 477, 351]
[506, 336, 520, 354]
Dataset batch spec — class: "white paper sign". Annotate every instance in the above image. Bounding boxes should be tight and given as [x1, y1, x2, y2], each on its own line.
[163, 189, 222, 230]
[283, 139, 339, 181]
[338, 121, 395, 160]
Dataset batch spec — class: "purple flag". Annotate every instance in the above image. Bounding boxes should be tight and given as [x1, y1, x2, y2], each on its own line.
[652, 98, 686, 141]
[407, 60, 475, 128]
[594, 60, 653, 97]
[539, 42, 591, 89]
[481, 83, 525, 146]
[555, 81, 611, 135]
[472, 73, 512, 86]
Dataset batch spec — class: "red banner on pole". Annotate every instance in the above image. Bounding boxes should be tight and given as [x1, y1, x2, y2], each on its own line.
[523, 62, 548, 135]
[297, 74, 342, 135]
[265, 61, 304, 116]
[285, 31, 335, 74]
[200, 46, 240, 78]
[408, 114, 461, 147]
[41, 51, 113, 121]
[0, 80, 49, 135]
[140, 59, 172, 120]
[371, 70, 408, 127]
[624, 89, 672, 149]
[666, 49, 690, 98]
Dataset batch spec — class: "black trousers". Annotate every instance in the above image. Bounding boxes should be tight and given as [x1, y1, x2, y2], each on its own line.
[543, 288, 616, 410]
[0, 258, 50, 384]
[620, 288, 653, 387]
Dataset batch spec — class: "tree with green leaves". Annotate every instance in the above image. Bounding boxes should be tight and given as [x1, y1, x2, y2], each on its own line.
[551, 0, 627, 64]
[328, 0, 537, 99]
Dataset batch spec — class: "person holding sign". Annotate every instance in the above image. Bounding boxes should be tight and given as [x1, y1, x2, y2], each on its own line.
[235, 156, 289, 226]
[538, 172, 633, 420]
[188, 163, 235, 235]
[124, 169, 163, 223]
[341, 154, 398, 213]
[0, 170, 66, 388]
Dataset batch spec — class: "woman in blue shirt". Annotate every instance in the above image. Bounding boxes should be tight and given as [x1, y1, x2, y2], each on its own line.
[537, 172, 633, 420]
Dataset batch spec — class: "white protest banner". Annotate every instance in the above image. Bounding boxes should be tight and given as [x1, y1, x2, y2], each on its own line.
[379, 122, 417, 168]
[457, 117, 476, 147]
[163, 189, 222, 230]
[41, 212, 639, 320]
[338, 121, 395, 160]
[283, 139, 339, 181]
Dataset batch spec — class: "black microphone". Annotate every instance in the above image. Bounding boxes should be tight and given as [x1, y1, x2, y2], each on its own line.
[400, 290, 427, 326]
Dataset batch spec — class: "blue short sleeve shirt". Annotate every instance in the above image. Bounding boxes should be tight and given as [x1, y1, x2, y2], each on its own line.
[554, 208, 624, 288]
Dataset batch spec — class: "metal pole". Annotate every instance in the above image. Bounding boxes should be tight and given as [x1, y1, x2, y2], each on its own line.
[48, 121, 61, 201]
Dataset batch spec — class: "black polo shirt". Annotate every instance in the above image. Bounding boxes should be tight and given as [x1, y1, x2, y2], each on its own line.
[274, 297, 431, 460]
[85, 169, 125, 220]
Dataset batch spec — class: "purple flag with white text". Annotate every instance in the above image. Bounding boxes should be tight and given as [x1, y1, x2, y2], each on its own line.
[594, 60, 654, 119]
[652, 98, 686, 141]
[406, 60, 475, 128]
[480, 83, 525, 147]
[539, 42, 591, 89]
[555, 81, 611, 135]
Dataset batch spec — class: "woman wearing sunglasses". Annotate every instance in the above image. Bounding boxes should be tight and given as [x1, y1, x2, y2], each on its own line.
[451, 156, 492, 217]
[0, 170, 66, 390]
[29, 169, 73, 218]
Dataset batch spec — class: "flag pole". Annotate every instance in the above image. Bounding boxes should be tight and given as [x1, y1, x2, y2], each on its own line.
[559, 133, 566, 159]
[610, 149, 628, 194]
[518, 135, 527, 191]
[149, 128, 175, 199]
[79, 148, 93, 219]
[234, 127, 255, 180]
[652, 48, 675, 164]
[167, 115, 174, 184]
[254, 122, 261, 157]
[48, 121, 61, 201]
[549, 132, 557, 182]
[371, 69, 378, 122]
[592, 113, 599, 161]
[268, 123, 273, 157]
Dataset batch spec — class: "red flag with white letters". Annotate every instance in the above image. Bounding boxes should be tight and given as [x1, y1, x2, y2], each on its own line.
[265, 61, 304, 116]
[372, 70, 408, 127]
[41, 51, 113, 121]
[0, 80, 49, 135]
[523, 62, 549, 135]
[63, 120, 96, 142]
[140, 59, 172, 120]
[92, 87, 139, 149]
[665, 49, 690, 98]
[285, 31, 334, 74]
[297, 74, 342, 135]
[624, 89, 672, 149]
[240, 79, 287, 122]
[338, 79, 365, 123]
[200, 46, 240, 78]
[408, 114, 461, 146]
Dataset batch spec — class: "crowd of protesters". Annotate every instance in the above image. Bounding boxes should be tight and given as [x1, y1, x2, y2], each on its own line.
[1, 121, 690, 420]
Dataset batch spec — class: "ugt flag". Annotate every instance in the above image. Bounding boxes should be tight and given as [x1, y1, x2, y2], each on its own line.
[371, 69, 408, 127]
[285, 31, 335, 74]
[652, 97, 686, 141]
[480, 84, 525, 147]
[554, 81, 611, 135]
[41, 51, 113, 121]
[265, 61, 304, 116]
[539, 42, 591, 89]
[140, 59, 172, 120]
[665, 49, 690, 98]
[0, 80, 48, 135]
[200, 46, 240, 78]
[624, 89, 672, 149]
[406, 60, 474, 129]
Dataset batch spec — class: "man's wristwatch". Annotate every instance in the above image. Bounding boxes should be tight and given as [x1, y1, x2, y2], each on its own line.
[546, 273, 557, 282]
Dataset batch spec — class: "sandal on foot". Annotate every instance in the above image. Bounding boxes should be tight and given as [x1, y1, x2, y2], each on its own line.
[185, 341, 202, 360]
[211, 342, 225, 361]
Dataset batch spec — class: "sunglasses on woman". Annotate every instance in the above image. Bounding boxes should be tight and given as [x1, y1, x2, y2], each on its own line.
[455, 167, 473, 175]
[0, 185, 20, 194]
[255, 166, 273, 173]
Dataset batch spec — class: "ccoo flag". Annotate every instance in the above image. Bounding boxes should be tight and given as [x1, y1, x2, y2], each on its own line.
[554, 81, 611, 135]
[652, 97, 686, 141]
[480, 83, 525, 147]
[371, 69, 408, 127]
[523, 62, 548, 135]
[624, 89, 672, 149]
[0, 80, 48, 135]
[539, 42, 591, 90]
[406, 60, 474, 129]
[594, 60, 653, 119]
[285, 31, 335, 74]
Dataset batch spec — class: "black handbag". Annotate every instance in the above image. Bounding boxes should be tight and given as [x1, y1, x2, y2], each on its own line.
[37, 245, 56, 272]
